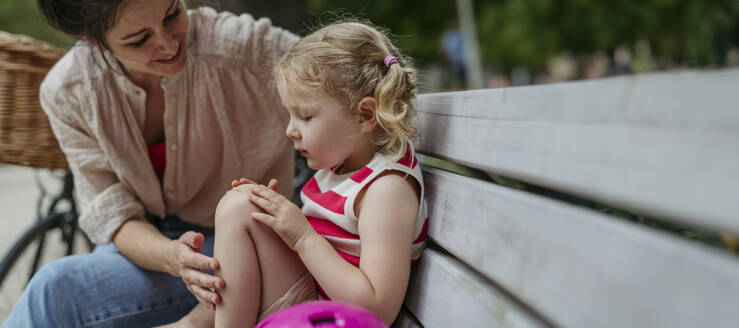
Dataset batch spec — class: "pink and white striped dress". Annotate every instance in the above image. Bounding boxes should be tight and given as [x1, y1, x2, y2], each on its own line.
[300, 150, 429, 299]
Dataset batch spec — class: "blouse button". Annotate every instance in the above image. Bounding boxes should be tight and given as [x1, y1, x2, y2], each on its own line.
[169, 144, 178, 151]
[161, 77, 169, 85]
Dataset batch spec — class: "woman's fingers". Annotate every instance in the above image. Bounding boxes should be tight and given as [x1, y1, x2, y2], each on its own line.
[179, 231, 204, 250]
[189, 283, 220, 308]
[183, 267, 225, 291]
[185, 251, 219, 271]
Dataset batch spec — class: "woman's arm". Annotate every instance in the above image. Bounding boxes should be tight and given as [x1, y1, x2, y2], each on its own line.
[112, 216, 225, 309]
[39, 63, 225, 308]
[248, 172, 420, 323]
[112, 216, 176, 273]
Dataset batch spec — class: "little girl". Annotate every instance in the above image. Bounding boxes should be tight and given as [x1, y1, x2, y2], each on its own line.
[171, 21, 428, 327]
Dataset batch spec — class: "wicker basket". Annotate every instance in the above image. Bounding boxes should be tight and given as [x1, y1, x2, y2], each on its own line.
[0, 31, 68, 170]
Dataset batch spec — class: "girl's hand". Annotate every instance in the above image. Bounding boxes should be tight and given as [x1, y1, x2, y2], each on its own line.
[248, 184, 315, 251]
[170, 231, 225, 310]
[231, 177, 278, 191]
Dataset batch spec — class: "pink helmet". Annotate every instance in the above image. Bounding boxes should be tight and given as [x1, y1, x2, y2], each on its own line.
[256, 301, 388, 328]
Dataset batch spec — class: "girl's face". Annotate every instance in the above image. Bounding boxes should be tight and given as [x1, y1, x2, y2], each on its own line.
[105, 0, 188, 81]
[278, 84, 371, 172]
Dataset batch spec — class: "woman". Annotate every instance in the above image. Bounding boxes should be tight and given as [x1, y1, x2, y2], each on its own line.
[3, 0, 297, 326]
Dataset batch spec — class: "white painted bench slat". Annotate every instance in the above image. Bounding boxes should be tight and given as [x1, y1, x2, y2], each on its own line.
[404, 248, 547, 328]
[414, 69, 739, 235]
[416, 166, 739, 328]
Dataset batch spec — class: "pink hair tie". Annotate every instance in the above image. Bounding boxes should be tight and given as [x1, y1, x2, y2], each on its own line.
[384, 55, 398, 68]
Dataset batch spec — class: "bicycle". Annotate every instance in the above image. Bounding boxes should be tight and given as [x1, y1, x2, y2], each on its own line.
[0, 31, 94, 320]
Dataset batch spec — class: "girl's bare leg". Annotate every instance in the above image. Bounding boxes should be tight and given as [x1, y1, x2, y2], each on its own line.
[156, 303, 213, 328]
[214, 186, 307, 327]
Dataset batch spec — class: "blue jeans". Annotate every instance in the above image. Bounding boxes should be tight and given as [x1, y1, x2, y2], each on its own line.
[2, 216, 215, 327]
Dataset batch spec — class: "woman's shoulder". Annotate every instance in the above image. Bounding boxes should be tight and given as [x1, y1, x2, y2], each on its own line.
[188, 7, 298, 63]
[42, 42, 104, 100]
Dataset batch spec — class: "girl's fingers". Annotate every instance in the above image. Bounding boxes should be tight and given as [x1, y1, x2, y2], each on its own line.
[249, 194, 278, 214]
[253, 185, 283, 203]
[251, 212, 275, 226]
[231, 177, 257, 188]
[268, 178, 278, 191]
[239, 177, 256, 185]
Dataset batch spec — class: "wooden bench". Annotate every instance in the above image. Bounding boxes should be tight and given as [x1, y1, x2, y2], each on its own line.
[393, 69, 739, 328]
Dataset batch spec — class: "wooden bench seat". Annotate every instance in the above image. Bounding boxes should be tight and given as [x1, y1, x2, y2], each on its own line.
[394, 69, 739, 328]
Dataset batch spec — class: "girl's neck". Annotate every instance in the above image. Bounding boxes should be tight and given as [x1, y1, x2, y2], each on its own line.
[335, 143, 380, 175]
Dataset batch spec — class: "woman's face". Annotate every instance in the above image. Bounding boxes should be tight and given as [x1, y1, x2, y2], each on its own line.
[105, 0, 188, 80]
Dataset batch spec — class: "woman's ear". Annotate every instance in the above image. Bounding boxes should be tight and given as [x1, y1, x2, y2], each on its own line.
[356, 97, 378, 132]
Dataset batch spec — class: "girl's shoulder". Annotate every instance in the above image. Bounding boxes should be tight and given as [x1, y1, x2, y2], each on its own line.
[365, 170, 421, 202]
[351, 151, 424, 218]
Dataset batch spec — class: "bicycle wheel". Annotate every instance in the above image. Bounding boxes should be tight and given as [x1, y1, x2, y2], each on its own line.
[0, 212, 91, 321]
[0, 170, 91, 321]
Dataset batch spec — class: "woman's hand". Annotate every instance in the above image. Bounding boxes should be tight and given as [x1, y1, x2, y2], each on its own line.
[248, 184, 315, 251]
[170, 231, 225, 310]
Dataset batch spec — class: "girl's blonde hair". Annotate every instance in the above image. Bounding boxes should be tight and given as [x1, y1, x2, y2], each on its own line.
[275, 21, 418, 162]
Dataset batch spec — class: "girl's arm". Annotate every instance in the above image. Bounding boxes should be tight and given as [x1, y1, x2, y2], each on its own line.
[249, 172, 420, 323]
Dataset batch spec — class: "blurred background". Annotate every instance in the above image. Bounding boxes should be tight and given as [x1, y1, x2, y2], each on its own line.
[1, 0, 738, 91]
[1, 0, 738, 320]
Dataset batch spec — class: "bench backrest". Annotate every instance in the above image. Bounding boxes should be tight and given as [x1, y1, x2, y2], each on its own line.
[395, 69, 739, 328]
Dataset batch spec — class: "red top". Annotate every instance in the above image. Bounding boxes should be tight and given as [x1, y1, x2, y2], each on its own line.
[147, 141, 166, 182]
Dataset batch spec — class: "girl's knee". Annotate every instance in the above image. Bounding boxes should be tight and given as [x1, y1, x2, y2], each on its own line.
[215, 188, 261, 227]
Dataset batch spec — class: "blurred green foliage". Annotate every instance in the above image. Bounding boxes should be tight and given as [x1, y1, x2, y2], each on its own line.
[306, 0, 457, 67]
[0, 0, 74, 49]
[476, 0, 739, 71]
[307, 0, 738, 72]
[5, 0, 736, 72]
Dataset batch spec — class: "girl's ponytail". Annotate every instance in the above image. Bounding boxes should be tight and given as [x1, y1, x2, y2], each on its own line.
[373, 54, 417, 162]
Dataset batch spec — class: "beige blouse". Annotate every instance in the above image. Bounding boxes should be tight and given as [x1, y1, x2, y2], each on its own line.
[40, 7, 298, 244]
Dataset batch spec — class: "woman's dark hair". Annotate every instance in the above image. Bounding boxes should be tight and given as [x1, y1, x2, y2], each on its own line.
[36, 0, 131, 50]
[35, 0, 217, 70]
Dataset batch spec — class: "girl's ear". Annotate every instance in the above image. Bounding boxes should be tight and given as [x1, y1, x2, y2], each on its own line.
[356, 97, 378, 132]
